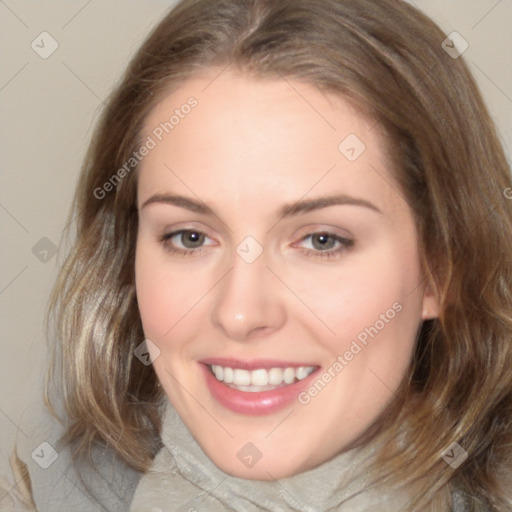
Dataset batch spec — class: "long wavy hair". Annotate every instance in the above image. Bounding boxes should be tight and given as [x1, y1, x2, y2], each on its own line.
[45, 0, 512, 510]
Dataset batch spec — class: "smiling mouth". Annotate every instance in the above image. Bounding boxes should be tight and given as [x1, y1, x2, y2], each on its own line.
[208, 364, 317, 392]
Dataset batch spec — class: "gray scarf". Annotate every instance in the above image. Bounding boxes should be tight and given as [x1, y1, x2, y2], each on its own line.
[130, 401, 416, 512]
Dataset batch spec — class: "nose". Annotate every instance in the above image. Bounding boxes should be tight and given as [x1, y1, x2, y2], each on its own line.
[211, 252, 286, 342]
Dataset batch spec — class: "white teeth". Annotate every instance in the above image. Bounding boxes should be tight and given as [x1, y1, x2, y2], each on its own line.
[251, 369, 269, 386]
[233, 369, 251, 386]
[210, 364, 316, 390]
[283, 368, 295, 384]
[213, 365, 223, 381]
[223, 367, 234, 384]
[268, 368, 283, 385]
[296, 366, 310, 380]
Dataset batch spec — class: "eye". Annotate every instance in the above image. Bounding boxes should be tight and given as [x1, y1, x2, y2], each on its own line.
[159, 229, 216, 255]
[296, 232, 354, 259]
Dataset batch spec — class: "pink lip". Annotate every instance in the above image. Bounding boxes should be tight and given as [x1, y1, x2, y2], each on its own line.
[200, 362, 320, 416]
[200, 357, 317, 371]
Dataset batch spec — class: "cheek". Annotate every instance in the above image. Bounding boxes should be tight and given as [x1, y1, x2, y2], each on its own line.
[135, 244, 198, 339]
[289, 243, 423, 355]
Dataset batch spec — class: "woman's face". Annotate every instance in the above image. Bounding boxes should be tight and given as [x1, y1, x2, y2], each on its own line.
[135, 69, 437, 479]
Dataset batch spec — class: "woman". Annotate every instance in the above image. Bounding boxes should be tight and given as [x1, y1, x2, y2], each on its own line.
[4, 0, 512, 510]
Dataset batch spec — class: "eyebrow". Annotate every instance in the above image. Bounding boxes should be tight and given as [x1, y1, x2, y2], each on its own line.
[279, 194, 382, 217]
[140, 193, 212, 214]
[140, 193, 382, 216]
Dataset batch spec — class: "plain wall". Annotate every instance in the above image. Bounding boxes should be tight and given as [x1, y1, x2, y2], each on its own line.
[1, 0, 511, 482]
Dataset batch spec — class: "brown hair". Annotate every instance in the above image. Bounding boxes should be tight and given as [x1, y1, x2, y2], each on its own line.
[45, 0, 512, 509]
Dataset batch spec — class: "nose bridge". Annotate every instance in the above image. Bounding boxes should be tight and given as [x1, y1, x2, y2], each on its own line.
[211, 246, 285, 341]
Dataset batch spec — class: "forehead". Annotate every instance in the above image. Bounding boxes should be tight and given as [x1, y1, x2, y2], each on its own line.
[137, 69, 403, 216]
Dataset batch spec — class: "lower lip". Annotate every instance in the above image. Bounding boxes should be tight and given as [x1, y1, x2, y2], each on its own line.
[201, 363, 319, 415]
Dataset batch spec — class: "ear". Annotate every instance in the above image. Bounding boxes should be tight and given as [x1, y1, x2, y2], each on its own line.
[421, 282, 439, 320]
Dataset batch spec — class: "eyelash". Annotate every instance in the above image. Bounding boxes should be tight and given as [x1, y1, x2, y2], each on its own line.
[158, 229, 354, 259]
[295, 233, 354, 259]
[158, 229, 215, 257]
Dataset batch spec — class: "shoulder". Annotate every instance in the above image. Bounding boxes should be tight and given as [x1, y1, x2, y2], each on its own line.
[3, 399, 141, 512]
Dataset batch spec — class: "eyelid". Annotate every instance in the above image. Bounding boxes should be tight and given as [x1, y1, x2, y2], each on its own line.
[291, 229, 355, 260]
[159, 220, 217, 240]
[159, 226, 218, 256]
[163, 229, 217, 246]
[291, 224, 354, 241]
[161, 227, 215, 242]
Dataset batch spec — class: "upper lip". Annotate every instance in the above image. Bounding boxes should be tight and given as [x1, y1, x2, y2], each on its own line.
[200, 357, 319, 371]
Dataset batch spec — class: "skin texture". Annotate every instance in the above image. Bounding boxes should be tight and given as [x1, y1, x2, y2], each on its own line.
[135, 69, 438, 480]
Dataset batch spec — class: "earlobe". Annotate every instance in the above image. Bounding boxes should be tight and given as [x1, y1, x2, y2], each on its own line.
[421, 284, 439, 320]
[421, 308, 437, 320]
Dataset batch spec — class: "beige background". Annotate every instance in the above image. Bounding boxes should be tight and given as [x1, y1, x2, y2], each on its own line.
[1, 0, 511, 481]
